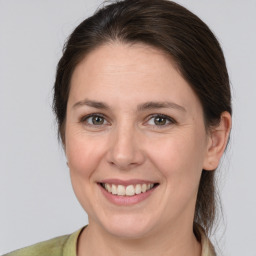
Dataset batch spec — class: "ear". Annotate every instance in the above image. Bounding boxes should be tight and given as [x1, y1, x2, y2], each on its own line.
[203, 111, 232, 171]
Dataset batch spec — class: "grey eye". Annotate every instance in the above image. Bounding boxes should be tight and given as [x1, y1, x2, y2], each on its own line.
[154, 116, 167, 125]
[90, 116, 105, 125]
[147, 115, 171, 126]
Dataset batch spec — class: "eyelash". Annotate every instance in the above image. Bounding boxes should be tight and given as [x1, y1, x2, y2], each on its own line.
[80, 113, 109, 127]
[79, 113, 176, 128]
[145, 114, 176, 128]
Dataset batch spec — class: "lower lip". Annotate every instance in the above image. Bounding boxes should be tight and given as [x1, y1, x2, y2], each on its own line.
[99, 184, 157, 206]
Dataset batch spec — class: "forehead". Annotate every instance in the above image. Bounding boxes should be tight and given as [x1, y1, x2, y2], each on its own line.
[72, 43, 175, 78]
[68, 42, 202, 114]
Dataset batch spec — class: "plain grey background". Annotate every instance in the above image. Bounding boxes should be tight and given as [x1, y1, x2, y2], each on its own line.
[0, 0, 255, 255]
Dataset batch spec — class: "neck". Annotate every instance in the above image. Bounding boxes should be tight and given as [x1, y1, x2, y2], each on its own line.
[77, 221, 201, 256]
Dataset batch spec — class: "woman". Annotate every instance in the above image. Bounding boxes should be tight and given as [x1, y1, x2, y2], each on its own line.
[4, 0, 232, 255]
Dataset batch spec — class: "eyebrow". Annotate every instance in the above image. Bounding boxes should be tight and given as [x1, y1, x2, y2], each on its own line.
[72, 99, 110, 110]
[72, 99, 186, 112]
[137, 101, 186, 112]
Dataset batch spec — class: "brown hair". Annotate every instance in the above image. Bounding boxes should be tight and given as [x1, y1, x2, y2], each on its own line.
[53, 0, 232, 236]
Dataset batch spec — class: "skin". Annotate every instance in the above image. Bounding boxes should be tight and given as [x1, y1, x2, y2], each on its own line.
[65, 43, 231, 256]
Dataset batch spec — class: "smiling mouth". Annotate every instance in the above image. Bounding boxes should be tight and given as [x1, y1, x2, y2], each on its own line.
[99, 183, 159, 196]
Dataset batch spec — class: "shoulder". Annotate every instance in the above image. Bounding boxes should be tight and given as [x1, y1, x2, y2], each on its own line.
[3, 227, 84, 256]
[3, 232, 75, 256]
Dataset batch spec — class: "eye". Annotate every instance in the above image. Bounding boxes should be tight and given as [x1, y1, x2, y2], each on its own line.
[146, 114, 176, 127]
[81, 114, 108, 126]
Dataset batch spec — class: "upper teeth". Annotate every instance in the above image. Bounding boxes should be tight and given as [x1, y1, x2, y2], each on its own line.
[103, 183, 154, 196]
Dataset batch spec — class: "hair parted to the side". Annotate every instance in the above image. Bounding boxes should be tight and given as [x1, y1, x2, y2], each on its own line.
[53, 0, 232, 237]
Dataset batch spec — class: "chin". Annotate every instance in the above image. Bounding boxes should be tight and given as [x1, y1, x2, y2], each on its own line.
[96, 213, 155, 239]
[106, 224, 153, 240]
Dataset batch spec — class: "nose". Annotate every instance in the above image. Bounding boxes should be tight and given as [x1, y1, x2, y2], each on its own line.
[106, 124, 145, 170]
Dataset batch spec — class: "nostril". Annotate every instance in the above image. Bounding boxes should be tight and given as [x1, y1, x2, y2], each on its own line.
[108, 160, 139, 170]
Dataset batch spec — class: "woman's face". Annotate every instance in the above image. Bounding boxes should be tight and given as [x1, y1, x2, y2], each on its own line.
[65, 43, 212, 238]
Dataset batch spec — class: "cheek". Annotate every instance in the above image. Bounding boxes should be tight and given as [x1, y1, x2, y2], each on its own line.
[65, 132, 107, 214]
[65, 132, 106, 179]
[147, 130, 206, 190]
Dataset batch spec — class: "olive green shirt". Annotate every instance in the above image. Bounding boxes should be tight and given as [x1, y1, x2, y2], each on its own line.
[3, 226, 216, 256]
[2, 228, 82, 256]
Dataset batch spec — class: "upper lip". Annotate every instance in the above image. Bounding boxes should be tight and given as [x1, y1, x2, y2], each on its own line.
[99, 179, 159, 186]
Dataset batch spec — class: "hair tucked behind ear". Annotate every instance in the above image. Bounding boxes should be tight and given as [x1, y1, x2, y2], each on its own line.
[53, 0, 232, 236]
